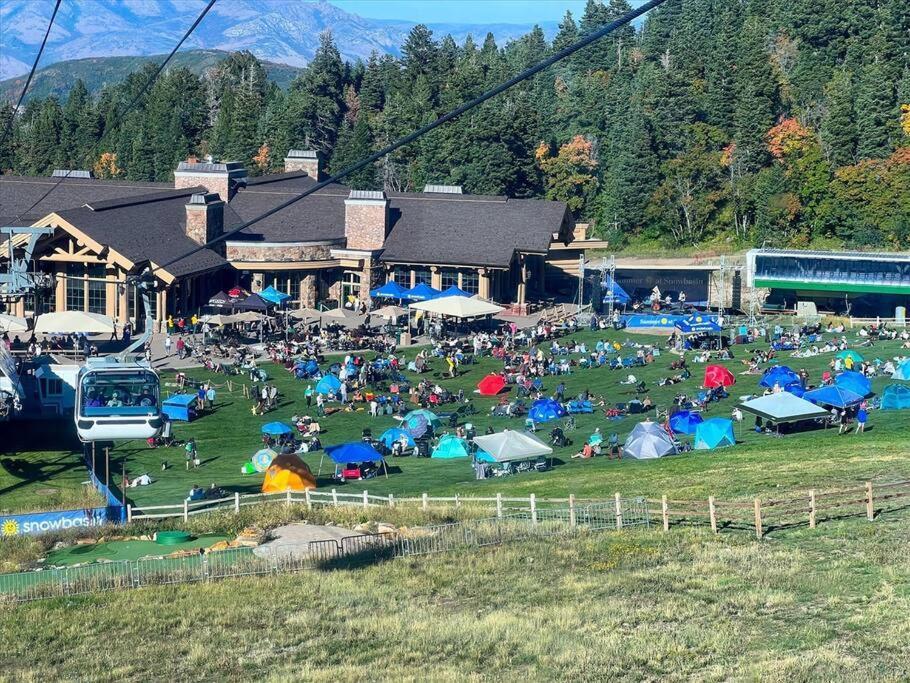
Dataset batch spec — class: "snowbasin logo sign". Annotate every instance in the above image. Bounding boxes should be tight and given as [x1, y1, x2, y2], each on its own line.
[0, 508, 117, 536]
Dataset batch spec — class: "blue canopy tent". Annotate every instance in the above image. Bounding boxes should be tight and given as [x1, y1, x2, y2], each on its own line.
[669, 410, 704, 435]
[321, 441, 388, 478]
[881, 384, 910, 410]
[315, 374, 342, 395]
[834, 371, 872, 397]
[892, 359, 910, 381]
[760, 366, 801, 389]
[432, 435, 471, 459]
[436, 285, 472, 298]
[601, 276, 631, 306]
[783, 381, 807, 398]
[261, 422, 293, 436]
[294, 358, 320, 379]
[379, 427, 415, 449]
[528, 398, 567, 423]
[804, 386, 864, 409]
[162, 393, 197, 422]
[258, 286, 291, 305]
[403, 283, 441, 301]
[370, 281, 409, 299]
[675, 314, 722, 334]
[694, 418, 736, 450]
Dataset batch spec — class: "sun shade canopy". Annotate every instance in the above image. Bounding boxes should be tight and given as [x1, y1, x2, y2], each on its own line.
[409, 295, 504, 319]
[738, 393, 830, 423]
[472, 430, 553, 463]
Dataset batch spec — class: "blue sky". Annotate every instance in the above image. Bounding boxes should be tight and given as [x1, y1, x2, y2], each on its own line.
[330, 1, 592, 24]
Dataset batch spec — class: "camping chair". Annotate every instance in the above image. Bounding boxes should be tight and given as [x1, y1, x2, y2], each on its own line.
[563, 415, 577, 431]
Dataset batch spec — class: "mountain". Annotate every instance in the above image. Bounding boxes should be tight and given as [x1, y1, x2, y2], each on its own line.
[0, 0, 558, 80]
[0, 50, 304, 102]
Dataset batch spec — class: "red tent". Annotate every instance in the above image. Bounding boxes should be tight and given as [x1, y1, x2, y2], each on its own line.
[704, 365, 736, 388]
[477, 374, 507, 396]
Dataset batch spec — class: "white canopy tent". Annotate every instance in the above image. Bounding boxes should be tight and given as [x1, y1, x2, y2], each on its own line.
[409, 295, 504, 320]
[200, 314, 238, 326]
[472, 430, 553, 463]
[739, 393, 830, 424]
[34, 311, 115, 335]
[0, 313, 29, 333]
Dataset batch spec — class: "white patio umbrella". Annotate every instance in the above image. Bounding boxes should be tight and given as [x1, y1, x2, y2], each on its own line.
[201, 314, 237, 326]
[288, 307, 322, 321]
[320, 308, 367, 328]
[232, 311, 268, 323]
[0, 313, 29, 333]
[370, 305, 408, 321]
[34, 311, 115, 334]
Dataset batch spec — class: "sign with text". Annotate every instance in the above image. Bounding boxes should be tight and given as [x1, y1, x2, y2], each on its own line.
[1, 506, 124, 537]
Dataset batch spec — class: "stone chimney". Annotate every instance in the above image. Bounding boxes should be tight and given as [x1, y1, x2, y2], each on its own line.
[344, 190, 389, 251]
[185, 192, 225, 253]
[284, 149, 321, 179]
[174, 160, 247, 202]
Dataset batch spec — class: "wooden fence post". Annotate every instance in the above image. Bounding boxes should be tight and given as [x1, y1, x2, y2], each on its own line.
[286, 489, 292, 507]
[332, 488, 338, 506]
[388, 493, 395, 508]
[753, 498, 763, 540]
[808, 489, 816, 529]
[183, 499, 189, 522]
[865, 481, 874, 521]
[422, 492, 428, 511]
[455, 494, 460, 508]
[496, 493, 503, 519]
[614, 492, 623, 530]
[530, 494, 538, 525]
[234, 491, 240, 513]
[363, 490, 369, 509]
[126, 504, 132, 523]
[708, 496, 717, 534]
[569, 494, 577, 528]
[661, 495, 669, 532]
[305, 489, 311, 510]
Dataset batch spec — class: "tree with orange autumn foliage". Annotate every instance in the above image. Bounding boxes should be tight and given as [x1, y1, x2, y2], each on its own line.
[535, 135, 598, 214]
[93, 152, 121, 179]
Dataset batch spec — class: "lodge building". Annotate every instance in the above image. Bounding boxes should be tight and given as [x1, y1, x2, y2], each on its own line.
[0, 151, 606, 327]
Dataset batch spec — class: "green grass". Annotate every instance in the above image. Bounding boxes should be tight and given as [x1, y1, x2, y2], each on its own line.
[4, 330, 910, 513]
[1, 515, 908, 681]
[43, 534, 229, 566]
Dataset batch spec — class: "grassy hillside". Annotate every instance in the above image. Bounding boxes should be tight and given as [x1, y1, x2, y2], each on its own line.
[2, 516, 908, 681]
[0, 50, 303, 103]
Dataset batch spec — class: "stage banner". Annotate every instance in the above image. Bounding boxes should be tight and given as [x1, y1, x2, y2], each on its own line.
[623, 314, 687, 329]
[1, 506, 124, 537]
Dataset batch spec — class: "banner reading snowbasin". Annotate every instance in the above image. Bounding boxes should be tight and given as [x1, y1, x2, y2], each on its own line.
[623, 314, 687, 329]
[0, 506, 124, 537]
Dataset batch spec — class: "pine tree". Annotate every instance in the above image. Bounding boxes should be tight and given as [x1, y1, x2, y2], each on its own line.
[820, 69, 856, 166]
[855, 58, 894, 159]
[733, 17, 778, 172]
[58, 80, 94, 169]
[330, 113, 377, 189]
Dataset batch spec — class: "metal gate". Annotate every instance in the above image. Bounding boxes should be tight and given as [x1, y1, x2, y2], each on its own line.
[620, 496, 651, 528]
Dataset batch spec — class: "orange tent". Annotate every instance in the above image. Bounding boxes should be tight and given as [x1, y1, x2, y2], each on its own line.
[477, 374, 507, 396]
[261, 453, 317, 493]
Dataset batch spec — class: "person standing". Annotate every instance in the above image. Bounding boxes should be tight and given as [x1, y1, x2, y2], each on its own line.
[855, 405, 868, 434]
[206, 384, 216, 410]
[316, 392, 325, 417]
[164, 334, 172, 356]
[176, 336, 186, 360]
[305, 384, 313, 408]
[185, 438, 197, 470]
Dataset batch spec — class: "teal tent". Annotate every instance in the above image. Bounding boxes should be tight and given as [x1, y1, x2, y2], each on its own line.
[259, 286, 291, 305]
[432, 435, 471, 459]
[881, 384, 910, 410]
[892, 359, 910, 381]
[693, 418, 736, 450]
[315, 374, 342, 395]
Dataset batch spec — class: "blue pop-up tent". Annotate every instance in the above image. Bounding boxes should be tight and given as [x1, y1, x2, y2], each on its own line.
[528, 398, 567, 423]
[258, 285, 291, 305]
[784, 381, 807, 398]
[432, 435, 471, 459]
[403, 283, 441, 301]
[892, 359, 910, 381]
[760, 366, 801, 389]
[669, 410, 704, 435]
[676, 314, 722, 334]
[834, 371, 872, 397]
[436, 285, 472, 298]
[379, 427, 415, 449]
[601, 276, 631, 305]
[315, 374, 342, 395]
[321, 442, 388, 478]
[882, 384, 910, 410]
[694, 418, 736, 450]
[804, 385, 864, 408]
[370, 281, 409, 299]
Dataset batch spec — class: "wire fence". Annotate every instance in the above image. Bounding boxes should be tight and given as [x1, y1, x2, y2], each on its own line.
[0, 499, 647, 603]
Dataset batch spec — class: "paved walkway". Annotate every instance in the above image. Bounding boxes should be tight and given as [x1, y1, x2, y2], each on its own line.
[252, 523, 358, 560]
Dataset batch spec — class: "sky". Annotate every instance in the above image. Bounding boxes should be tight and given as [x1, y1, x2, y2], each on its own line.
[330, 0, 592, 25]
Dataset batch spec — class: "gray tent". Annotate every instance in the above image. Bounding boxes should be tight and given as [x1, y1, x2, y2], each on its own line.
[624, 421, 678, 460]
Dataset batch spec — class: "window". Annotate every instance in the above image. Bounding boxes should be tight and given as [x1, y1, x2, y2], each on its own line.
[40, 377, 63, 396]
[79, 370, 159, 417]
[460, 271, 479, 294]
[341, 271, 362, 304]
[441, 270, 459, 290]
[413, 269, 431, 285]
[390, 267, 410, 286]
[66, 263, 84, 311]
[87, 265, 106, 314]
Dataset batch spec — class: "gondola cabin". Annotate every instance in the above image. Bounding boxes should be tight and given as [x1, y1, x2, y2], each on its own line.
[74, 357, 163, 442]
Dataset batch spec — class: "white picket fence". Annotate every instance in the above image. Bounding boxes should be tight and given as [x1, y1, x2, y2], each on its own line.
[127, 489, 590, 523]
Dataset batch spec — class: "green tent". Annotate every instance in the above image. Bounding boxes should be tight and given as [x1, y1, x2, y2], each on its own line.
[836, 349, 864, 364]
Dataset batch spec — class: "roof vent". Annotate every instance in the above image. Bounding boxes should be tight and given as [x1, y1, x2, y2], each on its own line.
[52, 169, 93, 179]
[348, 190, 386, 201]
[423, 184, 463, 194]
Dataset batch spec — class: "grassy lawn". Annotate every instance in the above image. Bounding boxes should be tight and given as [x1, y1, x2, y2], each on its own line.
[2, 515, 908, 681]
[3, 329, 910, 513]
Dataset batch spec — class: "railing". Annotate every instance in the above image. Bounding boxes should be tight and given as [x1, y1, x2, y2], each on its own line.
[0, 500, 644, 603]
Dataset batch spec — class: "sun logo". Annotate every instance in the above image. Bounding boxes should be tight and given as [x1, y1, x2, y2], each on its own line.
[1, 519, 19, 536]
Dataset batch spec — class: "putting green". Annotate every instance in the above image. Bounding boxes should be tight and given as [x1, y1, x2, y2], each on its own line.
[45, 534, 229, 565]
